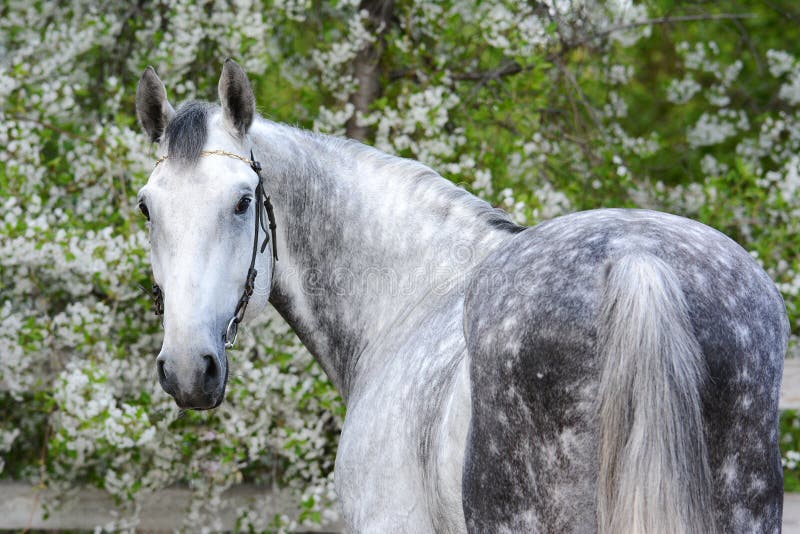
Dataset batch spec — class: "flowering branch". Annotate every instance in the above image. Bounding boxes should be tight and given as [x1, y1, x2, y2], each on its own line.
[11, 114, 105, 150]
[572, 13, 756, 48]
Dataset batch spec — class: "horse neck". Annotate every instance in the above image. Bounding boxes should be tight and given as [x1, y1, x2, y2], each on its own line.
[251, 119, 518, 401]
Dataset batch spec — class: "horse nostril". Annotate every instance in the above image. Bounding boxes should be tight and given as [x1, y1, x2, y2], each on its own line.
[157, 359, 167, 382]
[156, 357, 176, 397]
[204, 354, 218, 378]
[203, 354, 218, 382]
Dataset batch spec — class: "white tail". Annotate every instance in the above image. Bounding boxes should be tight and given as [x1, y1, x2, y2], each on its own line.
[596, 253, 715, 534]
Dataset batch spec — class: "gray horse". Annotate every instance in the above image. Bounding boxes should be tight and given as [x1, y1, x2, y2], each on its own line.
[134, 59, 788, 533]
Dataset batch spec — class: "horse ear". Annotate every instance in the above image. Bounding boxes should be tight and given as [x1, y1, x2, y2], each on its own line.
[136, 66, 175, 143]
[218, 58, 255, 138]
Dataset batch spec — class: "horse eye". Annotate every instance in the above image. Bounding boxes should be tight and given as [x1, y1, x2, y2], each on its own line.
[235, 196, 251, 215]
[138, 201, 150, 221]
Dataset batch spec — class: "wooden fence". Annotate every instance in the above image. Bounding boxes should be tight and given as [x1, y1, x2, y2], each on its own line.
[0, 481, 342, 532]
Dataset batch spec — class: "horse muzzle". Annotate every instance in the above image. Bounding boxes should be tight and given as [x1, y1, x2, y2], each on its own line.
[156, 350, 228, 410]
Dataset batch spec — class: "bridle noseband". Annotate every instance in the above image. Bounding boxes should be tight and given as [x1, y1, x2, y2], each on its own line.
[149, 149, 278, 349]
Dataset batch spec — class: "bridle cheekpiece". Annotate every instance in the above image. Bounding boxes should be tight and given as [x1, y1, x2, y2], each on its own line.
[150, 149, 278, 349]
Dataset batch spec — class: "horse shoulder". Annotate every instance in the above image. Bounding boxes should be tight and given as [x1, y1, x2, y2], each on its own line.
[336, 289, 472, 533]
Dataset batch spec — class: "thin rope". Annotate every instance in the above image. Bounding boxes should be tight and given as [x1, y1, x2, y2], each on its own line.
[153, 149, 254, 168]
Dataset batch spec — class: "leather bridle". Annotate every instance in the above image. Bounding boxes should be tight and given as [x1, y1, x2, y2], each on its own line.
[149, 149, 278, 349]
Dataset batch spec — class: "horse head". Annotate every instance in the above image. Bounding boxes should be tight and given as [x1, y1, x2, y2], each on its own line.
[135, 60, 273, 409]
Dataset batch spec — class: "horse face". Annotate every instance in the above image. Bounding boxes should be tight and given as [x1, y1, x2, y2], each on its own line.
[135, 61, 269, 409]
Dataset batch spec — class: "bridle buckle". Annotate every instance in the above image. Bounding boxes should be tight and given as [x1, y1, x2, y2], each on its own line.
[225, 317, 240, 349]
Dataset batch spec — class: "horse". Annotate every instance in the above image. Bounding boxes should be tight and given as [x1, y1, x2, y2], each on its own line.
[134, 59, 788, 533]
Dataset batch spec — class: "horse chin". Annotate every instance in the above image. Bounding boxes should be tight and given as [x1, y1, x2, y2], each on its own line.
[175, 389, 226, 411]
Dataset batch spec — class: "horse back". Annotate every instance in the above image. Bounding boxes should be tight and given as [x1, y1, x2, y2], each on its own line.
[461, 208, 788, 533]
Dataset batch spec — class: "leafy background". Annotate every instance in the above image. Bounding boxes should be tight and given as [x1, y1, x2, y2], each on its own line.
[1, 0, 799, 531]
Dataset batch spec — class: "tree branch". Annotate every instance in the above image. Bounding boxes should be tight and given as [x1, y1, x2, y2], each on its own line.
[11, 114, 105, 149]
[760, 0, 800, 25]
[346, 0, 394, 141]
[452, 61, 522, 81]
[571, 13, 756, 49]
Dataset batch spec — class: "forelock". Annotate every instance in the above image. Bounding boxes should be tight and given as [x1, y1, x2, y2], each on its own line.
[164, 101, 216, 163]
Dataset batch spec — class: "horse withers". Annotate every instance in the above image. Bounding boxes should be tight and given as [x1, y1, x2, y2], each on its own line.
[134, 59, 788, 533]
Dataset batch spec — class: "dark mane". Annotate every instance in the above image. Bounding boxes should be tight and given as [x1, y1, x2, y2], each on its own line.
[164, 101, 216, 162]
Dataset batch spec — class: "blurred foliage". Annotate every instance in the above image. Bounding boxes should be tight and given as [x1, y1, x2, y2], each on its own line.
[781, 410, 800, 492]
